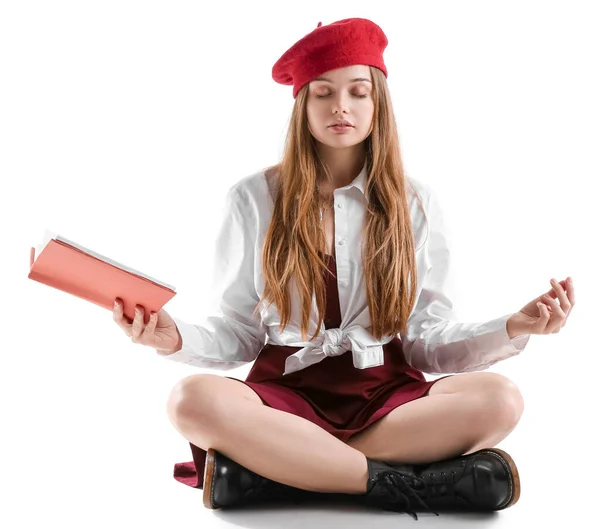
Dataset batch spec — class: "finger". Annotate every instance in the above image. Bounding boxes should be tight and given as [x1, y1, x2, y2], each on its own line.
[112, 298, 123, 321]
[565, 277, 575, 306]
[558, 279, 570, 327]
[550, 278, 571, 314]
[543, 295, 564, 317]
[131, 306, 145, 341]
[537, 302, 550, 332]
[561, 277, 575, 327]
[541, 295, 565, 333]
[538, 299, 553, 333]
[140, 312, 158, 342]
[113, 299, 133, 336]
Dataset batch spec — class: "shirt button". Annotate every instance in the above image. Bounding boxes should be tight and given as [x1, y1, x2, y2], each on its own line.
[337, 203, 342, 208]
[338, 239, 345, 245]
[342, 281, 348, 287]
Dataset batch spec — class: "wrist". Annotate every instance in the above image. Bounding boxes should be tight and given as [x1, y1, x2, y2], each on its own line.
[158, 333, 182, 355]
[507, 313, 527, 339]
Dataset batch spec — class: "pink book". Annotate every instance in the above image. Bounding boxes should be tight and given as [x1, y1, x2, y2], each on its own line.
[28, 231, 176, 324]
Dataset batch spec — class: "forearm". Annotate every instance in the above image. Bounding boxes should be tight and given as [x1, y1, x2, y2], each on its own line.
[402, 313, 529, 374]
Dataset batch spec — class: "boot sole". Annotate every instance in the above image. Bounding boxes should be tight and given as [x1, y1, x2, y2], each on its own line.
[203, 448, 218, 510]
[481, 448, 521, 509]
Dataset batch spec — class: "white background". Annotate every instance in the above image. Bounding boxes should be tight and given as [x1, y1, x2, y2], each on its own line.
[2, 1, 598, 527]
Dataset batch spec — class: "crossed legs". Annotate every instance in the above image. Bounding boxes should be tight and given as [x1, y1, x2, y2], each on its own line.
[167, 371, 524, 494]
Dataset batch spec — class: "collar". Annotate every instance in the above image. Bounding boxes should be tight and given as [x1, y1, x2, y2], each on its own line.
[349, 158, 369, 202]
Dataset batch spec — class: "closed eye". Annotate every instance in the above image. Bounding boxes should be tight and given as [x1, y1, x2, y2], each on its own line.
[315, 94, 368, 99]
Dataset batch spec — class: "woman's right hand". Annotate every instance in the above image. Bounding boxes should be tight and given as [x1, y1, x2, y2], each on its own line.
[113, 298, 182, 354]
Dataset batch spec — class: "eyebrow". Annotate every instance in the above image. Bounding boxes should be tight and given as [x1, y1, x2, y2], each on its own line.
[312, 77, 372, 84]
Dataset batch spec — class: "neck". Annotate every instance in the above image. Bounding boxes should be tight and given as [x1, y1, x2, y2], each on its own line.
[316, 143, 367, 189]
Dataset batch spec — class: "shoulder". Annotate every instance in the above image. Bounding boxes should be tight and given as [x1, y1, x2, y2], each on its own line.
[217, 167, 276, 233]
[229, 168, 275, 205]
[405, 174, 435, 205]
[224, 166, 274, 210]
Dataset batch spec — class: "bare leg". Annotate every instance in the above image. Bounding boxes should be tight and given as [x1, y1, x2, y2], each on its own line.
[347, 372, 524, 464]
[167, 374, 369, 494]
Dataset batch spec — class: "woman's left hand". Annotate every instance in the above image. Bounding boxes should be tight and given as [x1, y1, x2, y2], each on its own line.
[508, 277, 575, 336]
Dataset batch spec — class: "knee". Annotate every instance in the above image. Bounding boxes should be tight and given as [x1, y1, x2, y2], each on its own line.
[166, 374, 221, 426]
[475, 373, 524, 432]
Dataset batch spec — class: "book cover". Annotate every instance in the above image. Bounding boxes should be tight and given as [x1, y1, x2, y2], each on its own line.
[28, 233, 176, 324]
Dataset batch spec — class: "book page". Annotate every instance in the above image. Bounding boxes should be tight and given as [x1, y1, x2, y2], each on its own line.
[33, 229, 57, 263]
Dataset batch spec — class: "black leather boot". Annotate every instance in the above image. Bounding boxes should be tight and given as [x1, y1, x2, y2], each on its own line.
[203, 448, 332, 509]
[412, 447, 520, 512]
[363, 447, 520, 519]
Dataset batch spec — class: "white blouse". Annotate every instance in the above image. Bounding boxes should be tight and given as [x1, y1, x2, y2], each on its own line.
[158, 161, 530, 375]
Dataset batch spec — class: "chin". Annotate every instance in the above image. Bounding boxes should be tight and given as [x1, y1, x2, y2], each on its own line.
[319, 139, 363, 150]
[317, 130, 364, 143]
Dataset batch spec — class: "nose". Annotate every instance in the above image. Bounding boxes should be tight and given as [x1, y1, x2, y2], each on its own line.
[331, 93, 349, 114]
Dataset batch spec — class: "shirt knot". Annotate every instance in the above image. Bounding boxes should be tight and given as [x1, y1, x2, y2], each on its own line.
[282, 325, 389, 375]
[322, 328, 347, 357]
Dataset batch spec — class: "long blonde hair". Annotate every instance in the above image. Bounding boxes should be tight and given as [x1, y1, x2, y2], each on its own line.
[253, 66, 426, 342]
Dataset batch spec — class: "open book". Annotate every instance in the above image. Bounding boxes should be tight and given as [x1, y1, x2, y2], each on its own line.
[28, 230, 176, 323]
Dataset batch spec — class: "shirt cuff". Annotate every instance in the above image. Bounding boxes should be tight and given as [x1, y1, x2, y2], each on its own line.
[470, 312, 531, 369]
[155, 318, 203, 365]
[501, 312, 532, 353]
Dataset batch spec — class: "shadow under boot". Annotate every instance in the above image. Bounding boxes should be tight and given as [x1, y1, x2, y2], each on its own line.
[363, 447, 521, 520]
[203, 448, 344, 509]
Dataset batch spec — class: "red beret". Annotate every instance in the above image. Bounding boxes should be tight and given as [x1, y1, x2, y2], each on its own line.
[272, 18, 389, 99]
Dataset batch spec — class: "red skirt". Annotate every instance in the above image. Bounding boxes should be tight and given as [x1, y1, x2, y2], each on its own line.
[172, 253, 449, 489]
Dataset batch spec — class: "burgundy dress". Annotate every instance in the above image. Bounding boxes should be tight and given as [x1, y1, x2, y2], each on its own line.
[172, 252, 449, 489]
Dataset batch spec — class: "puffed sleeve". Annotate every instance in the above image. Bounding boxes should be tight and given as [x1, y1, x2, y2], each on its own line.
[400, 187, 531, 374]
[156, 187, 267, 369]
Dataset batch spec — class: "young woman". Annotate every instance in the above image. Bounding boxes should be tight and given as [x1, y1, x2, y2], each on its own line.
[113, 18, 575, 520]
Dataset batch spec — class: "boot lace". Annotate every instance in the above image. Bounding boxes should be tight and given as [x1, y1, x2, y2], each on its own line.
[374, 470, 440, 520]
[417, 469, 459, 501]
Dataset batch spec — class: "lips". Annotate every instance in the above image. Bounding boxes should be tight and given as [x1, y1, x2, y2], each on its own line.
[329, 121, 353, 127]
